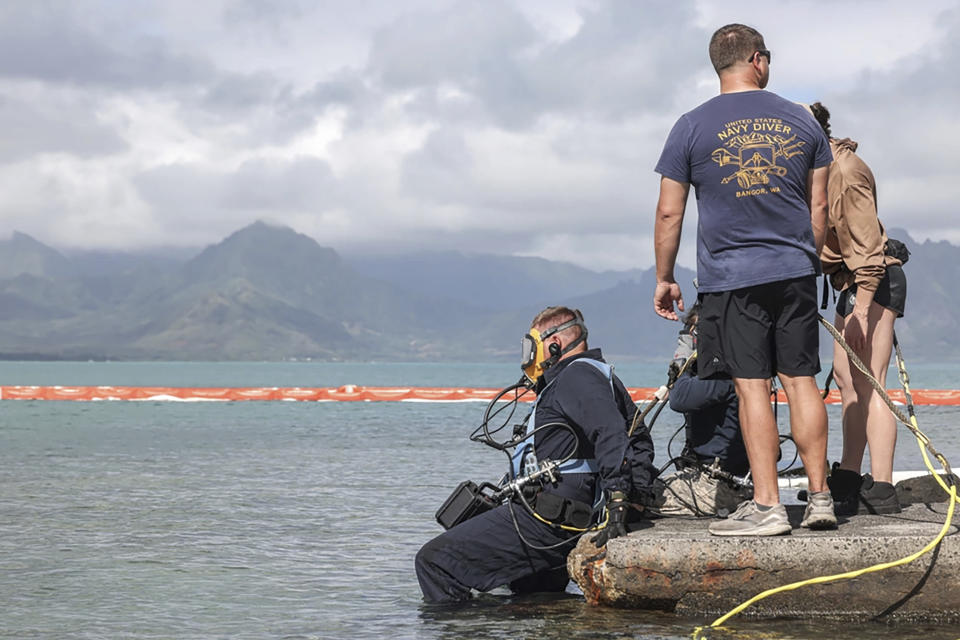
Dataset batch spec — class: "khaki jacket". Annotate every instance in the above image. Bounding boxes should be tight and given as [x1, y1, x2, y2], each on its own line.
[819, 138, 900, 293]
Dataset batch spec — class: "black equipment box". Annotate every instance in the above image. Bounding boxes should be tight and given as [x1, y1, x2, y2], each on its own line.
[435, 480, 498, 530]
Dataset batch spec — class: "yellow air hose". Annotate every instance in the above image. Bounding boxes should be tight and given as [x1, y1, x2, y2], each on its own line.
[693, 317, 957, 637]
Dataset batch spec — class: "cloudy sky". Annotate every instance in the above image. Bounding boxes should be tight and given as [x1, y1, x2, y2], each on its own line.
[1, 0, 958, 271]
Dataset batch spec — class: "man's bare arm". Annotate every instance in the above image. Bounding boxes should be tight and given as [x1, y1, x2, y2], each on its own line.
[653, 176, 690, 321]
[806, 166, 829, 254]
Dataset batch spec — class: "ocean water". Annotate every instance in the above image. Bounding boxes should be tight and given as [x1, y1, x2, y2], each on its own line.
[1, 360, 959, 640]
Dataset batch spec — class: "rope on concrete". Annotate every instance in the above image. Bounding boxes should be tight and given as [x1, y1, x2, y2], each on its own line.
[693, 315, 958, 637]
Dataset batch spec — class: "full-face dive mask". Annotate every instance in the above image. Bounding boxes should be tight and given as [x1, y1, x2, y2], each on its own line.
[521, 314, 588, 385]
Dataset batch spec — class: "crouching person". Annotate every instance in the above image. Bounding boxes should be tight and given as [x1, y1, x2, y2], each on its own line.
[655, 302, 752, 516]
[415, 306, 657, 603]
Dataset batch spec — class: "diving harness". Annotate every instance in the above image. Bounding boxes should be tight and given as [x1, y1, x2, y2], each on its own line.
[435, 358, 626, 550]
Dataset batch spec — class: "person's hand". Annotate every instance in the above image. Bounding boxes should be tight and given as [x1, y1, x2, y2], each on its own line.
[654, 282, 684, 321]
[844, 307, 869, 353]
[591, 492, 628, 548]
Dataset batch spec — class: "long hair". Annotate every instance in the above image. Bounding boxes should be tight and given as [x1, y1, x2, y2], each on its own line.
[810, 101, 832, 138]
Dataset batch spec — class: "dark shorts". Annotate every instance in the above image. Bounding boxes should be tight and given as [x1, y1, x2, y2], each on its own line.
[835, 264, 906, 318]
[698, 275, 821, 379]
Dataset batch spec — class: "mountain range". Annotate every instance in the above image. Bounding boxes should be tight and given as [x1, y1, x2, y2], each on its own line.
[0, 222, 952, 363]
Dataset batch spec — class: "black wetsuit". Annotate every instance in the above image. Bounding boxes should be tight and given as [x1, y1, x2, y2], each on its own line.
[415, 349, 656, 603]
[669, 370, 748, 476]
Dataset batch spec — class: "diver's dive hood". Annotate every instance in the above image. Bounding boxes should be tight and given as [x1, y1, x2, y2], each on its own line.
[520, 312, 587, 385]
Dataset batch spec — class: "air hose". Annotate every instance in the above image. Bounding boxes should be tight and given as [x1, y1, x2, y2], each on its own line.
[629, 351, 697, 437]
[470, 380, 632, 546]
[693, 316, 957, 637]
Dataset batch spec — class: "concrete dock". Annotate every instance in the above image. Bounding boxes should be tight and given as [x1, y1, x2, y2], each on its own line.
[568, 501, 959, 622]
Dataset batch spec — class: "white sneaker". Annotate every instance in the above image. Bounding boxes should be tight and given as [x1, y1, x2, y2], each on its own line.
[800, 491, 837, 529]
[708, 500, 791, 537]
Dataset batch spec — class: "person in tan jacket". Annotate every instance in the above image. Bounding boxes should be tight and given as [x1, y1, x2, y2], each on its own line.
[810, 102, 906, 516]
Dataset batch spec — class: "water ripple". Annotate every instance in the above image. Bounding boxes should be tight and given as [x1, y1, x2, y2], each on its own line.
[1, 389, 959, 639]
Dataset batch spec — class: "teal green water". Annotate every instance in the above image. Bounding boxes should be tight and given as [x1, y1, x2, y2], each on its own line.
[1, 361, 958, 639]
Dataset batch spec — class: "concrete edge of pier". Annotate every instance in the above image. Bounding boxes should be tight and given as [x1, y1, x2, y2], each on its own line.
[568, 500, 959, 622]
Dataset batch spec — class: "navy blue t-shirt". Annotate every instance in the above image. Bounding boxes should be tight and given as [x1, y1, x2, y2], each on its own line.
[655, 91, 832, 293]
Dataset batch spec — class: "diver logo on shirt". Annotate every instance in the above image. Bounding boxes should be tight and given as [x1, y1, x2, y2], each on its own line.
[711, 118, 805, 194]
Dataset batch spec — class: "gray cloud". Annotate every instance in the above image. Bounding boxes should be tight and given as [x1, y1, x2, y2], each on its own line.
[0, 3, 215, 89]
[191, 73, 325, 145]
[0, 0, 957, 272]
[369, 0, 536, 91]
[222, 0, 310, 29]
[810, 7, 960, 236]
[367, 1, 707, 128]
[223, 157, 339, 211]
[134, 155, 339, 226]
[299, 74, 380, 131]
[200, 72, 283, 112]
[0, 92, 127, 162]
[400, 129, 474, 204]
[513, 3, 707, 119]
[0, 2, 328, 150]
[133, 164, 227, 233]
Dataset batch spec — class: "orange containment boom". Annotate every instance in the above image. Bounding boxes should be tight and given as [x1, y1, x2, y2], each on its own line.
[1, 385, 960, 405]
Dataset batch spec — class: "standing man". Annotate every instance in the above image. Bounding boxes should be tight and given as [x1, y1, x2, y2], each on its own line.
[652, 24, 835, 535]
[812, 101, 907, 515]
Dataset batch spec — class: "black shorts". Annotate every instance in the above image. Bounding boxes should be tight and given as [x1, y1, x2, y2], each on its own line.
[835, 264, 906, 318]
[698, 275, 821, 379]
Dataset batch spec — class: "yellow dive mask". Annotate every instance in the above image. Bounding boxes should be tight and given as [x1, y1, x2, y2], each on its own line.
[520, 316, 587, 385]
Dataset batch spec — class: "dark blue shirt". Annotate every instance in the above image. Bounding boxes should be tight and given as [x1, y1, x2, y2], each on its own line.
[655, 90, 833, 292]
[532, 349, 656, 502]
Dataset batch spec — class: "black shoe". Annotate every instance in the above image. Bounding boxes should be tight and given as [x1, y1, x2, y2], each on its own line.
[859, 474, 902, 514]
[827, 463, 863, 517]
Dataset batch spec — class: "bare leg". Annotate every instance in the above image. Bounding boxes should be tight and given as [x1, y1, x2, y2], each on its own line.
[851, 304, 898, 482]
[833, 312, 867, 473]
[778, 372, 829, 494]
[734, 377, 780, 506]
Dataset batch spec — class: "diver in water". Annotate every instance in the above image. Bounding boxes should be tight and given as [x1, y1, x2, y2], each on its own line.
[415, 306, 657, 603]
